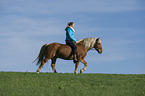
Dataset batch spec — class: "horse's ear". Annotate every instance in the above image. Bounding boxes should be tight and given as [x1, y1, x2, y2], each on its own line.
[96, 38, 100, 41]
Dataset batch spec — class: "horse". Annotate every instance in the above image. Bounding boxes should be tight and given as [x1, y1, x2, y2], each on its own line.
[33, 37, 103, 74]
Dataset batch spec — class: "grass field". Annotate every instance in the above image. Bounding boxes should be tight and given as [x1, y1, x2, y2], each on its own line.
[0, 72, 145, 96]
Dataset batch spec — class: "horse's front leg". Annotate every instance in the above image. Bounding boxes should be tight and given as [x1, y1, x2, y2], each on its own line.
[80, 59, 88, 73]
[74, 61, 80, 74]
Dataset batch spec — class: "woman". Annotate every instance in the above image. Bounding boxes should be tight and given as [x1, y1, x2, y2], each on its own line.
[65, 22, 78, 63]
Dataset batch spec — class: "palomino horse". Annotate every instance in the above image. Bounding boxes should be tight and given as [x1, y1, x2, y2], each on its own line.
[34, 37, 103, 74]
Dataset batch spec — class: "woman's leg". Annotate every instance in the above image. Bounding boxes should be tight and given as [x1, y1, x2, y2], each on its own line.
[66, 40, 78, 62]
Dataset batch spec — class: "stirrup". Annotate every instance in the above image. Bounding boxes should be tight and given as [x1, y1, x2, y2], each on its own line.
[73, 59, 79, 63]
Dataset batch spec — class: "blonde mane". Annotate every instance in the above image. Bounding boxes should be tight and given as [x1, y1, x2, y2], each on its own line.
[77, 38, 97, 50]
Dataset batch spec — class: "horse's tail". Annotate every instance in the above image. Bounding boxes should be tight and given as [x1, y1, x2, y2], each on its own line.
[33, 43, 49, 65]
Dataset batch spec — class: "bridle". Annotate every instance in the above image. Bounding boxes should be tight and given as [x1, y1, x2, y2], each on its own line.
[95, 47, 102, 50]
[95, 42, 102, 50]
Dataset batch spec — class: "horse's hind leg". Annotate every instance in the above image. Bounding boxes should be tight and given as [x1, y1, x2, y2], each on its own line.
[51, 57, 57, 73]
[37, 58, 49, 74]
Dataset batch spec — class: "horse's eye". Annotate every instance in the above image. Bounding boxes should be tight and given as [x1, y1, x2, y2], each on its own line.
[97, 43, 100, 45]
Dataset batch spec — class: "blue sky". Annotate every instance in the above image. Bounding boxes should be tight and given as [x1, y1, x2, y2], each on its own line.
[0, 0, 145, 74]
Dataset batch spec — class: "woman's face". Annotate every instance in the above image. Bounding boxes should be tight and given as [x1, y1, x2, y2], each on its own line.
[71, 23, 75, 28]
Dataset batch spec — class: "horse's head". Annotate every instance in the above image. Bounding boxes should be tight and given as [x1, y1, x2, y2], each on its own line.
[94, 38, 103, 54]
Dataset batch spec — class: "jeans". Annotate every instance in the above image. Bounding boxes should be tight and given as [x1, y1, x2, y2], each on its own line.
[66, 40, 77, 55]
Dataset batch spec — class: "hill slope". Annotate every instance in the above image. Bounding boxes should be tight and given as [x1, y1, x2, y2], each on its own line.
[0, 72, 144, 96]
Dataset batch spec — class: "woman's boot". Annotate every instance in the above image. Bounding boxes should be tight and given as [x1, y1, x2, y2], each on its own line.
[73, 54, 78, 63]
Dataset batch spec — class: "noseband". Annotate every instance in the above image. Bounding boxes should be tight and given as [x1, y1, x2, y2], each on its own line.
[95, 48, 102, 50]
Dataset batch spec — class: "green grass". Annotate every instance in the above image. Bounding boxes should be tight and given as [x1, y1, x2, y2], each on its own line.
[0, 72, 145, 96]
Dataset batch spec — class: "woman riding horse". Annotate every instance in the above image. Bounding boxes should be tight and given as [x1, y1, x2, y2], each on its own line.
[34, 37, 103, 74]
[65, 22, 78, 63]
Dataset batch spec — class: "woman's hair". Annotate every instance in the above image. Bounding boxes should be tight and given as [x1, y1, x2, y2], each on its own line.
[65, 22, 74, 30]
[68, 22, 74, 26]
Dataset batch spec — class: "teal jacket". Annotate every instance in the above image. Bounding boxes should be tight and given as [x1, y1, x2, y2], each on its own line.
[65, 27, 77, 42]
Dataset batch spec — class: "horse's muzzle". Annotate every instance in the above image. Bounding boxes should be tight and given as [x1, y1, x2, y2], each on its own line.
[98, 49, 103, 54]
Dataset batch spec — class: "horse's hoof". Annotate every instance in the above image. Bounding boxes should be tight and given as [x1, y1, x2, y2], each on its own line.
[36, 70, 39, 74]
[54, 71, 57, 73]
[80, 69, 83, 73]
[74, 72, 78, 74]
[37, 72, 39, 74]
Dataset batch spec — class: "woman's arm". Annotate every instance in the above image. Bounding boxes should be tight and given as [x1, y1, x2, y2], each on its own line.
[66, 28, 77, 42]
